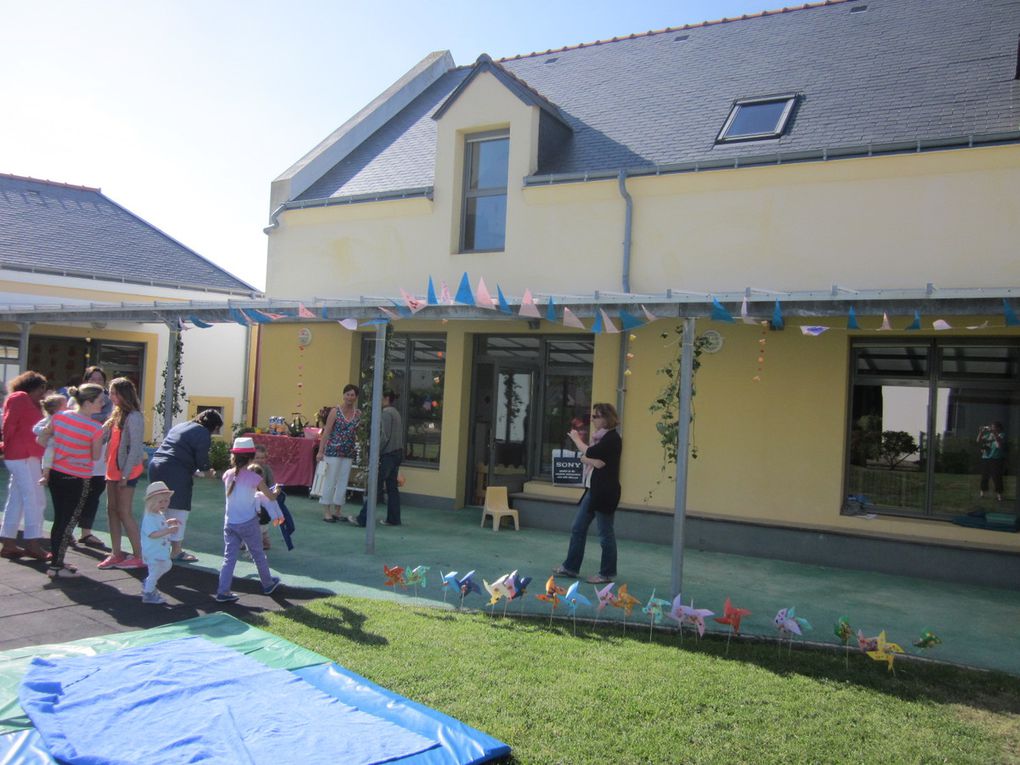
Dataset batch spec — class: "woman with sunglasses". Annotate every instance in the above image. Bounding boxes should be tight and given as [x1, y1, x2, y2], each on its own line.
[552, 402, 622, 584]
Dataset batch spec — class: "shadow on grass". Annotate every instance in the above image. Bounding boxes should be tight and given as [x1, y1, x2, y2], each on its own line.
[483, 612, 1020, 715]
[258, 601, 390, 647]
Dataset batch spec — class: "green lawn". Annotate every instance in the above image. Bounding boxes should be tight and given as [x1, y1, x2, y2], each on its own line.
[252, 596, 1020, 765]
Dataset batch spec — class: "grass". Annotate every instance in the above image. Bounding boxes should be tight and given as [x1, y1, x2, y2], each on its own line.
[252, 595, 1020, 765]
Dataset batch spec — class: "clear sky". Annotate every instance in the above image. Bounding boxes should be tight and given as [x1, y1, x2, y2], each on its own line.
[2, 0, 775, 291]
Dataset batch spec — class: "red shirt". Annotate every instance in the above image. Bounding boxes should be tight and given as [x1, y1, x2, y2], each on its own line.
[1, 391, 45, 460]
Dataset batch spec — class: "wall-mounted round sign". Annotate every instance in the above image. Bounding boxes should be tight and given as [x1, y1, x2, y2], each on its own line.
[699, 329, 724, 354]
[297, 327, 313, 346]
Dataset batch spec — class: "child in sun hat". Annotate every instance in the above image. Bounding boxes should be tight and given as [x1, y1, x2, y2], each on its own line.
[140, 481, 179, 605]
[215, 437, 282, 603]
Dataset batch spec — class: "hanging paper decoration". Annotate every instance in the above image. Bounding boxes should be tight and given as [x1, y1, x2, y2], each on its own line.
[378, 306, 400, 320]
[562, 307, 585, 329]
[591, 310, 604, 334]
[619, 309, 644, 331]
[439, 281, 453, 305]
[878, 312, 892, 331]
[912, 629, 942, 651]
[176, 317, 189, 332]
[296, 332, 306, 412]
[1004, 299, 1020, 327]
[455, 273, 474, 305]
[752, 321, 768, 382]
[496, 286, 512, 315]
[188, 315, 213, 328]
[866, 631, 904, 673]
[400, 289, 425, 314]
[800, 326, 829, 336]
[228, 308, 251, 326]
[337, 318, 358, 331]
[641, 305, 659, 324]
[932, 319, 952, 331]
[847, 306, 860, 330]
[710, 297, 735, 323]
[967, 320, 990, 330]
[740, 297, 758, 325]
[599, 309, 619, 334]
[298, 303, 315, 319]
[383, 565, 407, 588]
[426, 277, 439, 306]
[905, 310, 921, 331]
[519, 289, 541, 318]
[545, 296, 557, 323]
[321, 305, 330, 320]
[475, 277, 495, 310]
[771, 299, 784, 331]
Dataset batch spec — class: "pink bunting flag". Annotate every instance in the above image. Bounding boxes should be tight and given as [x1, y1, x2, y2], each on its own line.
[967, 320, 990, 330]
[176, 317, 188, 332]
[599, 309, 619, 333]
[439, 281, 453, 305]
[475, 278, 495, 310]
[519, 289, 541, 318]
[400, 289, 425, 314]
[877, 313, 892, 331]
[932, 320, 952, 331]
[562, 307, 585, 329]
[337, 318, 358, 331]
[640, 305, 659, 324]
[263, 312, 286, 320]
[800, 326, 829, 336]
[378, 306, 400, 320]
[298, 303, 315, 319]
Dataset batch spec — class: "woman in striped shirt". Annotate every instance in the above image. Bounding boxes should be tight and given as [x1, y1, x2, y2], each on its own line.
[40, 384, 107, 578]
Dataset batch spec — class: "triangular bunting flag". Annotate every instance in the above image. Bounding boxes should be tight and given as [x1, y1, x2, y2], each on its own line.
[878, 312, 892, 331]
[932, 320, 952, 331]
[455, 272, 474, 305]
[496, 286, 512, 315]
[710, 297, 735, 323]
[298, 303, 315, 319]
[800, 326, 829, 336]
[771, 300, 784, 330]
[439, 281, 453, 305]
[546, 296, 557, 323]
[562, 307, 585, 329]
[426, 277, 438, 306]
[905, 310, 921, 331]
[243, 309, 274, 324]
[378, 306, 400, 320]
[641, 305, 659, 324]
[262, 312, 286, 320]
[176, 317, 188, 332]
[740, 297, 758, 325]
[228, 308, 250, 326]
[847, 306, 860, 330]
[519, 289, 541, 318]
[600, 309, 619, 333]
[337, 318, 359, 331]
[475, 277, 495, 310]
[967, 320, 990, 330]
[389, 299, 412, 318]
[400, 289, 425, 314]
[591, 310, 604, 334]
[1004, 299, 1020, 327]
[320, 305, 329, 320]
[619, 309, 644, 331]
[362, 318, 388, 326]
[188, 315, 212, 329]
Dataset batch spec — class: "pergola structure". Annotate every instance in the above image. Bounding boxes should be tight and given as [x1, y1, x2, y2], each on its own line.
[4, 284, 1018, 593]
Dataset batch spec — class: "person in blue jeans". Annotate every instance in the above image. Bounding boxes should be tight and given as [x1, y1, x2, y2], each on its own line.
[347, 390, 404, 527]
[552, 402, 623, 584]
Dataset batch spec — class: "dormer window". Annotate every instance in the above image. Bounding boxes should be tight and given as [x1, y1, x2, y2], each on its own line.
[716, 95, 797, 143]
[460, 130, 509, 252]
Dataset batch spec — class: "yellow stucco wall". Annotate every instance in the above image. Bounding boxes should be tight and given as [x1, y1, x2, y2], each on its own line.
[262, 73, 1020, 553]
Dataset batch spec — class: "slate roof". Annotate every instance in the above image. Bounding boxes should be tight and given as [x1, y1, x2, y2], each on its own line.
[0, 174, 258, 295]
[299, 0, 1020, 201]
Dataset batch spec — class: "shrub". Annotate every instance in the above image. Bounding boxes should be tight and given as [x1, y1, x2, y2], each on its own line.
[208, 440, 231, 472]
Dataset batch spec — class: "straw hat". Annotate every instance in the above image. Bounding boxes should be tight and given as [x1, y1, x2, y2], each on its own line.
[231, 436, 257, 454]
[144, 481, 174, 501]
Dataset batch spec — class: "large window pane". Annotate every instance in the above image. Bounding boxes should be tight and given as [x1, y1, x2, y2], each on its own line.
[461, 132, 508, 253]
[470, 138, 509, 189]
[463, 195, 506, 251]
[541, 373, 592, 474]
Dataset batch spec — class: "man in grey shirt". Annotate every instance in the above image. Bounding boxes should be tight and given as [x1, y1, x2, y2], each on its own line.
[351, 390, 404, 526]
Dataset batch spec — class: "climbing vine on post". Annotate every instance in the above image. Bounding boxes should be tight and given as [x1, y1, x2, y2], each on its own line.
[154, 330, 186, 436]
[648, 324, 711, 474]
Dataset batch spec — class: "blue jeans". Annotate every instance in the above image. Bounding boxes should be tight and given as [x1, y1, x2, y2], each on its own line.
[562, 491, 617, 578]
[358, 449, 403, 525]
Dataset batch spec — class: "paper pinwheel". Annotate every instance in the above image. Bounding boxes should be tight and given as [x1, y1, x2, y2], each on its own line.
[509, 572, 532, 600]
[405, 565, 429, 588]
[483, 574, 512, 606]
[833, 616, 853, 644]
[563, 581, 592, 614]
[457, 571, 481, 598]
[912, 629, 942, 650]
[773, 607, 812, 637]
[441, 570, 459, 589]
[642, 590, 671, 625]
[669, 596, 715, 637]
[866, 631, 904, 672]
[536, 575, 566, 607]
[713, 597, 750, 636]
[593, 582, 616, 612]
[856, 629, 879, 653]
[383, 565, 406, 588]
[611, 584, 640, 617]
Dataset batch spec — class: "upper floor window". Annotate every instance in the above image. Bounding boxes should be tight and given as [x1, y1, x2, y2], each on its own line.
[461, 130, 509, 252]
[716, 95, 796, 143]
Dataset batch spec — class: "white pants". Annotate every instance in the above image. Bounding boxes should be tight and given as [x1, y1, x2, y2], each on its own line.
[144, 558, 172, 593]
[318, 456, 353, 507]
[164, 510, 188, 542]
[1, 457, 46, 540]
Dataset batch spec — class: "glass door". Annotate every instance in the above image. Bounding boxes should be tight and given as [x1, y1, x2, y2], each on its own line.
[468, 362, 535, 503]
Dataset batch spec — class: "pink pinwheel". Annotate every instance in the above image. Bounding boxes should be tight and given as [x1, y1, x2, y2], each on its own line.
[774, 607, 811, 637]
[669, 595, 715, 638]
[593, 582, 615, 612]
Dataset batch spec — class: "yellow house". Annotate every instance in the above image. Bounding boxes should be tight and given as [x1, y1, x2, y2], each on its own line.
[257, 0, 1020, 585]
[0, 173, 260, 440]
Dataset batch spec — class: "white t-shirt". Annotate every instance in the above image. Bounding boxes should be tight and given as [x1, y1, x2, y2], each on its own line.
[141, 511, 171, 562]
[223, 468, 262, 525]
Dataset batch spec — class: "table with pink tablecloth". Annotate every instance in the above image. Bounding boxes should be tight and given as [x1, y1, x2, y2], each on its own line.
[252, 435, 317, 487]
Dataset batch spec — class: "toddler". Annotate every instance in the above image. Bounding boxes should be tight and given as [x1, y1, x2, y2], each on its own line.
[140, 481, 178, 605]
[33, 393, 67, 485]
[215, 437, 282, 603]
[251, 448, 275, 551]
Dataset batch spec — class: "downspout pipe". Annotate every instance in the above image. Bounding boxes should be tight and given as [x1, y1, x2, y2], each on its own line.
[615, 170, 633, 420]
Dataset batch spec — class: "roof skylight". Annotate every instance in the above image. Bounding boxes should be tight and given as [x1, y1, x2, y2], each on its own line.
[716, 95, 797, 143]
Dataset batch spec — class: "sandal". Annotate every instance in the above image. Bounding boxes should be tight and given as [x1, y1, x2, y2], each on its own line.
[322, 516, 338, 523]
[78, 534, 109, 551]
[172, 551, 198, 563]
[552, 566, 579, 578]
[586, 574, 614, 584]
